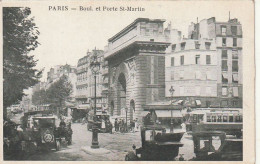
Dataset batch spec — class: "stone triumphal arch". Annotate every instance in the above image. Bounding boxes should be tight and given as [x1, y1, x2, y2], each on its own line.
[104, 18, 171, 121]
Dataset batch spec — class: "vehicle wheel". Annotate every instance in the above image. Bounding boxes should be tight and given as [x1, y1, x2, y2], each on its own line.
[56, 140, 61, 151]
[67, 139, 72, 145]
[125, 151, 137, 161]
[236, 133, 242, 138]
[125, 155, 130, 161]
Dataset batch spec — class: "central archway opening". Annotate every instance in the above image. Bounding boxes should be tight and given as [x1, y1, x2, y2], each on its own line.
[117, 73, 126, 115]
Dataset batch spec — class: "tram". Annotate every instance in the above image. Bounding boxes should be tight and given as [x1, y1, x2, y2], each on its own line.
[186, 108, 242, 138]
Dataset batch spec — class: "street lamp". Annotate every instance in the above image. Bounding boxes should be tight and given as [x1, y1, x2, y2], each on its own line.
[90, 49, 100, 149]
[125, 107, 128, 132]
[169, 86, 175, 133]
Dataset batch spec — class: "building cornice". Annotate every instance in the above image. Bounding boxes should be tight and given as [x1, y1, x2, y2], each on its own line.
[108, 18, 166, 43]
[106, 41, 170, 60]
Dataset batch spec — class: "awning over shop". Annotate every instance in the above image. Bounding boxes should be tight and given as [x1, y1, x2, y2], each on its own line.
[75, 96, 88, 99]
[177, 100, 183, 105]
[143, 101, 183, 111]
[195, 100, 201, 106]
[155, 110, 183, 118]
[78, 104, 91, 110]
[140, 111, 150, 117]
[65, 101, 75, 107]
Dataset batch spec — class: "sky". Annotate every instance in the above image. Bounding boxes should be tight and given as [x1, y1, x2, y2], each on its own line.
[25, 1, 252, 82]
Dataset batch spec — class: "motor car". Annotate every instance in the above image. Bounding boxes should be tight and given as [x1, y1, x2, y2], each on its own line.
[125, 125, 184, 161]
[21, 111, 72, 151]
[190, 131, 242, 161]
[87, 110, 112, 133]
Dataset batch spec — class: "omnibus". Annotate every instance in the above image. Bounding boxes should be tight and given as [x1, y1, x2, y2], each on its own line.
[186, 108, 242, 138]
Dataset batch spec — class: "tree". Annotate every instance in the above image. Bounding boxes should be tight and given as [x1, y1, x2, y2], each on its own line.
[32, 75, 73, 114]
[3, 7, 42, 119]
[32, 89, 48, 106]
[47, 75, 73, 109]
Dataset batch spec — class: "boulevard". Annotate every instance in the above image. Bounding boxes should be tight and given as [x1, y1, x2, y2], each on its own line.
[6, 112, 196, 161]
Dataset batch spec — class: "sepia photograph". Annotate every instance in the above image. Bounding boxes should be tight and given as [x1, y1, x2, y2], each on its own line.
[1, 1, 255, 162]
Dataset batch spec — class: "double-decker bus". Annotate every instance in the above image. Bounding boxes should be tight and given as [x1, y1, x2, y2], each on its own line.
[186, 108, 242, 138]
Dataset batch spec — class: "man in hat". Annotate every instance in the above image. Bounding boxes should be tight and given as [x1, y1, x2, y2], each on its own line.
[114, 118, 118, 132]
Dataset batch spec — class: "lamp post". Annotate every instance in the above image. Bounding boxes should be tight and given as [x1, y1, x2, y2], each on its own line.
[169, 86, 175, 133]
[90, 49, 100, 149]
[125, 107, 128, 132]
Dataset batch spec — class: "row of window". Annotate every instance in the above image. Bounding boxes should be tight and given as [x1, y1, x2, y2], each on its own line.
[222, 37, 237, 47]
[79, 98, 103, 104]
[191, 113, 242, 123]
[170, 55, 211, 66]
[171, 42, 212, 51]
[170, 70, 214, 81]
[206, 115, 242, 123]
[221, 25, 238, 36]
[222, 73, 239, 83]
[221, 60, 239, 72]
[222, 50, 239, 59]
[177, 86, 214, 96]
[172, 86, 239, 97]
[222, 87, 239, 97]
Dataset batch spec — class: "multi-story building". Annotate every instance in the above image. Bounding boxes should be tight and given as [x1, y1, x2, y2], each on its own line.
[76, 54, 89, 106]
[75, 49, 107, 110]
[165, 37, 218, 107]
[165, 17, 242, 108]
[46, 64, 77, 99]
[101, 51, 109, 112]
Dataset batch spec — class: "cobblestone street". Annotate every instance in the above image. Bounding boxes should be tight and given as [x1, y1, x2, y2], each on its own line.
[7, 117, 195, 161]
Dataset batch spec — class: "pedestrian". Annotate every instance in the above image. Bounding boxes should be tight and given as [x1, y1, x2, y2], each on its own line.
[114, 118, 118, 132]
[121, 119, 125, 133]
[101, 119, 106, 130]
[135, 118, 139, 132]
[119, 119, 123, 133]
[130, 120, 135, 132]
[109, 121, 113, 134]
[82, 117, 86, 125]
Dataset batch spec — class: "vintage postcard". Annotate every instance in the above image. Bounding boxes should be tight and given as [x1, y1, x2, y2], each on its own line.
[1, 0, 255, 163]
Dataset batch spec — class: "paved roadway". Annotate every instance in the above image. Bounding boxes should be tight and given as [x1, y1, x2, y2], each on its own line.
[8, 113, 196, 161]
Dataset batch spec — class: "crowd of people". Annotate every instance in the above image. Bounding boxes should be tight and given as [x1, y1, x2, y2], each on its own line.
[114, 118, 138, 133]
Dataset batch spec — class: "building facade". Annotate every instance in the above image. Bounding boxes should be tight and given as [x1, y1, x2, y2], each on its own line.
[46, 64, 77, 98]
[75, 49, 108, 110]
[165, 37, 218, 107]
[165, 17, 242, 108]
[104, 18, 171, 120]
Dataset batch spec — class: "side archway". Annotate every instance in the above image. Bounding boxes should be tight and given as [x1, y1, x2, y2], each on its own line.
[117, 73, 127, 115]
